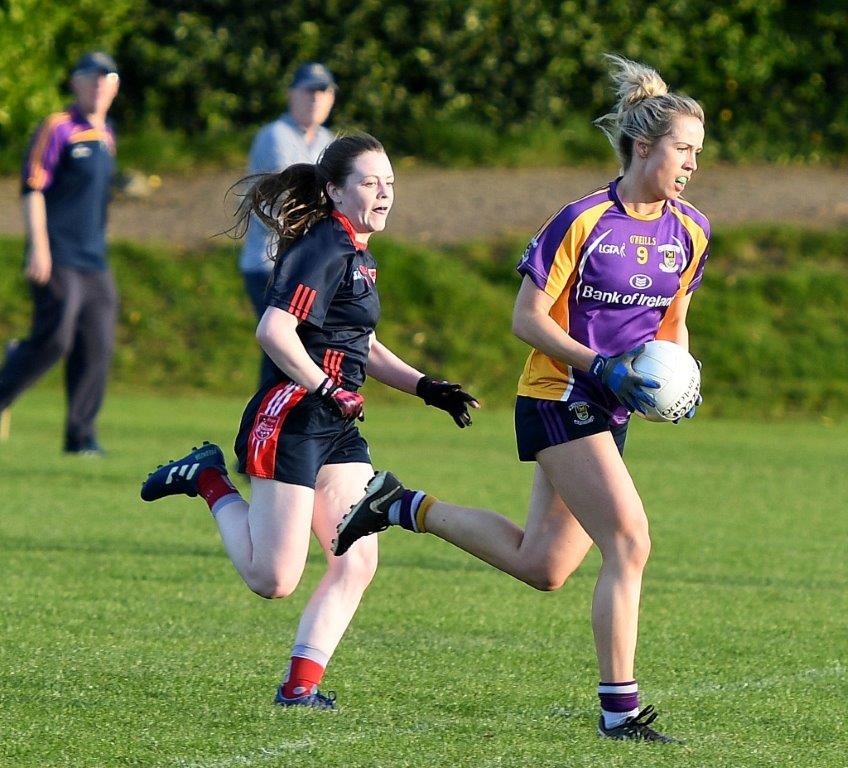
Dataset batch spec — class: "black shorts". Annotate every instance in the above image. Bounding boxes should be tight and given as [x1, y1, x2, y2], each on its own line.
[234, 381, 371, 488]
[515, 395, 629, 461]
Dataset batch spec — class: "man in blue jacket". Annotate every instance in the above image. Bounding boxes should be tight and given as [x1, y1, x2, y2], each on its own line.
[0, 52, 120, 454]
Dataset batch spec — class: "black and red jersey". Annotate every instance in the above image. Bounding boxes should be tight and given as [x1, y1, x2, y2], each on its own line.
[265, 211, 380, 390]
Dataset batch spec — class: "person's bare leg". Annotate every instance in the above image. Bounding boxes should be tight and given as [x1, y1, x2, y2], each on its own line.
[291, 462, 378, 656]
[536, 435, 649, 682]
[422, 464, 594, 589]
[403, 432, 647, 681]
[276, 462, 377, 702]
[213, 478, 315, 598]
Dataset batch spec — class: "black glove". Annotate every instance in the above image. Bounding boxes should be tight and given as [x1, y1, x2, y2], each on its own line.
[317, 377, 365, 421]
[588, 345, 660, 414]
[416, 375, 479, 428]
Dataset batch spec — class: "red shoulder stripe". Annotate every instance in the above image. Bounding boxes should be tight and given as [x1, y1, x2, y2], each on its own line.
[287, 283, 316, 321]
[300, 286, 317, 319]
[287, 284, 306, 317]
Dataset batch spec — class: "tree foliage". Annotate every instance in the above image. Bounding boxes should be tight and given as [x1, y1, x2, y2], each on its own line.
[0, 0, 137, 163]
[2, 1, 846, 166]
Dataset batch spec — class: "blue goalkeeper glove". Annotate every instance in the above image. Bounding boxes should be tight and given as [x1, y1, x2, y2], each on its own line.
[589, 345, 660, 414]
[679, 393, 703, 421]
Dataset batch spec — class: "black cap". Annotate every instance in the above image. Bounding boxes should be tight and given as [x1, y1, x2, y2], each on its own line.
[290, 62, 336, 91]
[71, 51, 119, 77]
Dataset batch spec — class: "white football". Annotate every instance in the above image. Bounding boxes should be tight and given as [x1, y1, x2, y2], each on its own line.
[631, 340, 701, 423]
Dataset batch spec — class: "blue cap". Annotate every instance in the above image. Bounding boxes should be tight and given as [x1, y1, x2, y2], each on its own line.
[290, 62, 336, 90]
[71, 51, 119, 77]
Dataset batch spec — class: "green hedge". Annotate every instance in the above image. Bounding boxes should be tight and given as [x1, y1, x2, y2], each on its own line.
[2, 226, 847, 419]
[1, 1, 846, 170]
[0, 0, 138, 169]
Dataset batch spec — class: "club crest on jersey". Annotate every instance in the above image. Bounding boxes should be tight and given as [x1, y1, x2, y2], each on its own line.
[357, 265, 377, 284]
[252, 414, 279, 441]
[658, 243, 683, 273]
[568, 401, 594, 425]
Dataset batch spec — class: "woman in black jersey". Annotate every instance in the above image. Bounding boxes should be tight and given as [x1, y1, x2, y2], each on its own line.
[140, 134, 477, 708]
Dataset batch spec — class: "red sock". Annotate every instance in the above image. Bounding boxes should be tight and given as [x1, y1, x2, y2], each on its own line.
[197, 468, 238, 510]
[281, 656, 326, 699]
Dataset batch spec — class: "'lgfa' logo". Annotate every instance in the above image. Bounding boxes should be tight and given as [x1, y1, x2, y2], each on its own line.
[599, 242, 626, 257]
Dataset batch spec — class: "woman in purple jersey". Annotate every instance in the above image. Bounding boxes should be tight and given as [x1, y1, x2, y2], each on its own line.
[334, 56, 710, 742]
[139, 133, 477, 709]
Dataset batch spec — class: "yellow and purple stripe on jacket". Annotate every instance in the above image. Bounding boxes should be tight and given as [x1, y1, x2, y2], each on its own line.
[22, 108, 115, 193]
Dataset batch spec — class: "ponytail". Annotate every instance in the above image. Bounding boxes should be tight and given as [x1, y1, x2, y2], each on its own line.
[594, 54, 704, 170]
[230, 131, 385, 260]
[231, 163, 331, 258]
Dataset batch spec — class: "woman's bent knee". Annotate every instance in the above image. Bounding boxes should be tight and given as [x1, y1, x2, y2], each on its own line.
[248, 571, 301, 600]
[331, 544, 378, 588]
[528, 574, 565, 592]
[523, 562, 574, 592]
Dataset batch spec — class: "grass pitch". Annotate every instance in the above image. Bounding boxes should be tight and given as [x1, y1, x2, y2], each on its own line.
[1, 387, 846, 767]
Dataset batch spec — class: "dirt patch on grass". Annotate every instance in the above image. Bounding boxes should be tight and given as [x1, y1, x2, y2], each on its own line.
[1, 164, 846, 251]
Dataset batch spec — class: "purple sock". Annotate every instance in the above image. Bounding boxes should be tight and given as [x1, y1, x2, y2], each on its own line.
[598, 680, 639, 728]
[387, 490, 426, 531]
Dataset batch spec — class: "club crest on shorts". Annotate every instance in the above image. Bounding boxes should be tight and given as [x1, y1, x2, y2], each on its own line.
[253, 413, 280, 441]
[568, 401, 594, 425]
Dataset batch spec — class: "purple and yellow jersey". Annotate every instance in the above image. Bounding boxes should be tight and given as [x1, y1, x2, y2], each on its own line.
[21, 107, 116, 271]
[516, 178, 710, 404]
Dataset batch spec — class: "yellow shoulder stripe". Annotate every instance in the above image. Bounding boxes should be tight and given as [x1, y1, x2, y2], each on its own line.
[669, 205, 709, 294]
[543, 201, 612, 298]
[26, 112, 70, 190]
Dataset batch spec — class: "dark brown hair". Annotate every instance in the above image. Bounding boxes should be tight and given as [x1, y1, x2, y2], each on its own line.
[232, 132, 385, 257]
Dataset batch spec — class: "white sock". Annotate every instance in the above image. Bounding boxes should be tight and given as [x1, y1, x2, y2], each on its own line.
[602, 707, 640, 729]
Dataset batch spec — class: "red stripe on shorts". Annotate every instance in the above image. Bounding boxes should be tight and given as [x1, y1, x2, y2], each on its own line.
[246, 382, 307, 478]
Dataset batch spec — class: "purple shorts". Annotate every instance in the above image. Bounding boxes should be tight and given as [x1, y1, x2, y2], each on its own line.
[514, 392, 629, 461]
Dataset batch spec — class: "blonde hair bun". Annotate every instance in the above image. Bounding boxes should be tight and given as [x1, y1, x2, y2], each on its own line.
[605, 53, 668, 108]
[593, 53, 703, 170]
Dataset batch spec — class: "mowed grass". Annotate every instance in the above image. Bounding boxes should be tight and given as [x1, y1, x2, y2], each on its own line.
[1, 387, 846, 768]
